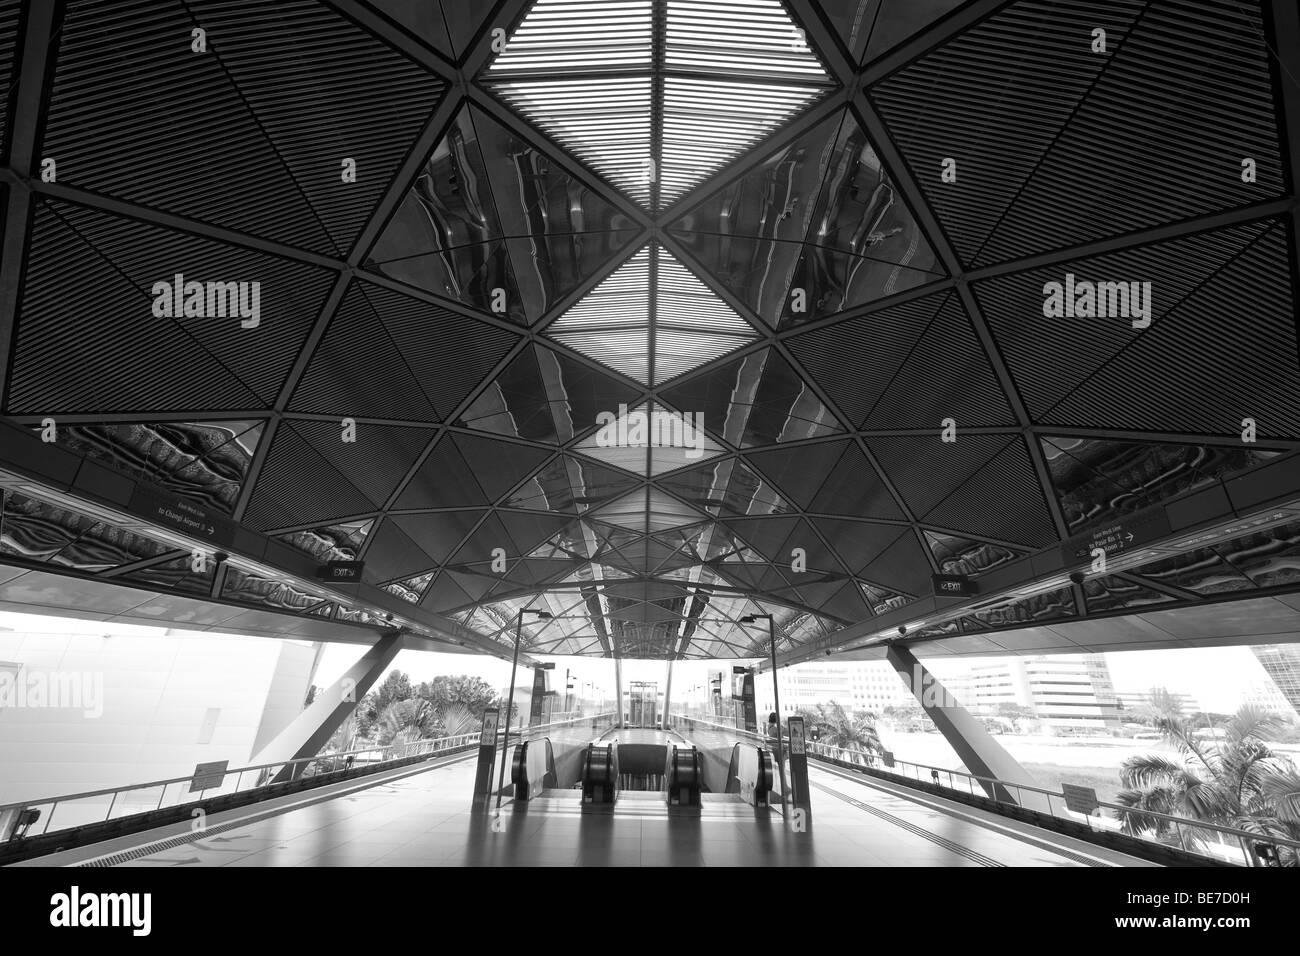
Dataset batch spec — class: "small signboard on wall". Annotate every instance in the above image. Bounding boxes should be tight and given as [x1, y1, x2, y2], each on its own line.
[190, 760, 228, 793]
[1061, 783, 1100, 815]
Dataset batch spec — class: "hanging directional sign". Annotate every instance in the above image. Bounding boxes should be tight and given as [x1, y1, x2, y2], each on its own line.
[129, 487, 237, 547]
[1060, 506, 1172, 564]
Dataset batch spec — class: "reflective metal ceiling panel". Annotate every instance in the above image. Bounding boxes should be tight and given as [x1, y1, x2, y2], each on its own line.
[976, 220, 1300, 436]
[1, 0, 1296, 661]
[44, 0, 447, 254]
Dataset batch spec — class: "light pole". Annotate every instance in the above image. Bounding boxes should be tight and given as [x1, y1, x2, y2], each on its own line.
[496, 608, 552, 812]
[741, 613, 788, 823]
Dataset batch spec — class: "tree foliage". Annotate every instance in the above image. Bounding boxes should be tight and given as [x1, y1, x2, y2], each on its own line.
[350, 671, 501, 746]
[1113, 705, 1300, 864]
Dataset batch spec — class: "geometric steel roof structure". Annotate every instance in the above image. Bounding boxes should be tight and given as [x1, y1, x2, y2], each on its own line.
[0, 0, 1298, 665]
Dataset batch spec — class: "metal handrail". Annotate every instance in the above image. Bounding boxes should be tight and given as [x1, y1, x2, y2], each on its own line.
[669, 713, 766, 743]
[0, 713, 613, 843]
[802, 740, 1300, 865]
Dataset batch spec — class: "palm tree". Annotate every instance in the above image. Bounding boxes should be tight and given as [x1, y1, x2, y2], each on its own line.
[1113, 705, 1300, 864]
[436, 702, 479, 738]
[813, 701, 883, 766]
[375, 697, 436, 746]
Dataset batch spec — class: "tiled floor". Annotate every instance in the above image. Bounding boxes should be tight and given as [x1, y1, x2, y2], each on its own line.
[33, 753, 1152, 867]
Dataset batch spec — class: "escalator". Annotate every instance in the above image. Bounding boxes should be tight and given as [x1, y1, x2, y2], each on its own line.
[508, 723, 776, 817]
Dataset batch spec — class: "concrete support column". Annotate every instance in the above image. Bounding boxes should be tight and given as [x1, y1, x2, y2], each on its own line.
[885, 644, 1048, 810]
[254, 630, 407, 781]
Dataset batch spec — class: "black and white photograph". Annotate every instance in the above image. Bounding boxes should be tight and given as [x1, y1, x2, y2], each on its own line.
[0, 0, 1295, 934]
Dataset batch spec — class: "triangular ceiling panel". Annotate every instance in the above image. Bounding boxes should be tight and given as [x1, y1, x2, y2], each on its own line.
[658, 348, 843, 448]
[293, 281, 519, 422]
[549, 244, 757, 385]
[43, 0, 446, 254]
[923, 438, 1058, 548]
[459, 344, 643, 444]
[976, 221, 1300, 436]
[861, 0, 968, 65]
[246, 420, 430, 530]
[363, 0, 494, 61]
[505, 456, 643, 513]
[666, 106, 944, 328]
[574, 402, 725, 477]
[746, 440, 855, 510]
[485, 0, 831, 210]
[12, 201, 335, 415]
[810, 518, 911, 578]
[393, 436, 488, 510]
[787, 291, 1016, 430]
[869, 0, 1148, 266]
[657, 457, 794, 518]
[367, 102, 641, 324]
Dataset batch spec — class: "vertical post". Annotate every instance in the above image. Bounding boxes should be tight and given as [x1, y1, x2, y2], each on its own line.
[766, 617, 789, 823]
[472, 707, 501, 809]
[786, 715, 811, 825]
[663, 658, 674, 729]
[495, 613, 524, 812]
[614, 657, 625, 727]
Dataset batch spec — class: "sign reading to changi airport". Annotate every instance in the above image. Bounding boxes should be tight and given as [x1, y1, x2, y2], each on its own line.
[130, 487, 237, 547]
[932, 574, 977, 597]
[1060, 506, 1172, 564]
[1061, 783, 1100, 815]
[321, 560, 364, 582]
[189, 760, 229, 793]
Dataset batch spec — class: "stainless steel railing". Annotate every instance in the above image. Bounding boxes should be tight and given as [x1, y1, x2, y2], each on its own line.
[667, 712, 1300, 867]
[0, 714, 611, 843]
[805, 740, 1300, 867]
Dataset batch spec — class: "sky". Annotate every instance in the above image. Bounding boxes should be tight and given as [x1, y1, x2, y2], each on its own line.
[0, 608, 1278, 715]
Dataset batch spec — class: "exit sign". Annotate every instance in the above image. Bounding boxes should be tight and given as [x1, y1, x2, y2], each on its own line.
[321, 561, 364, 582]
[932, 574, 976, 597]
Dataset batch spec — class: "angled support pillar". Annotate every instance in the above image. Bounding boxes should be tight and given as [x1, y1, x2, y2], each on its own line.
[255, 630, 407, 782]
[885, 644, 1048, 810]
[614, 657, 624, 728]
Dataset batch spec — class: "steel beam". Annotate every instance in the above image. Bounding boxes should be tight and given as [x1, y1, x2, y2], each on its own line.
[257, 629, 407, 780]
[885, 642, 1046, 808]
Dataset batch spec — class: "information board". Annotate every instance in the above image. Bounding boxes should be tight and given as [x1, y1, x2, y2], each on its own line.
[189, 760, 229, 793]
[1061, 783, 1100, 814]
[1061, 507, 1172, 564]
[130, 487, 237, 547]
